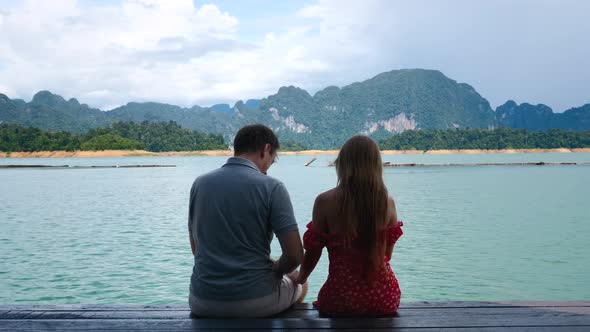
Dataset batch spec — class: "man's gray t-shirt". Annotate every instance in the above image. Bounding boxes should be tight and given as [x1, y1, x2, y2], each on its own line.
[188, 157, 298, 301]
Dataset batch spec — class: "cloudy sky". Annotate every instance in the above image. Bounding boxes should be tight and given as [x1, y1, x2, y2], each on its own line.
[0, 0, 588, 111]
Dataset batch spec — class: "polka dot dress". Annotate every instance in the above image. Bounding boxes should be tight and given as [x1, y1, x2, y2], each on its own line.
[303, 221, 403, 316]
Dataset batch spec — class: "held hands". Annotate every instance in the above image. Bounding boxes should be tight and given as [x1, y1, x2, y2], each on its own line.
[272, 261, 307, 284]
[287, 271, 307, 285]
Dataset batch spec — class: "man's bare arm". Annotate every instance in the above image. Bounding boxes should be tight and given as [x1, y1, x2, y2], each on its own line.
[273, 230, 303, 277]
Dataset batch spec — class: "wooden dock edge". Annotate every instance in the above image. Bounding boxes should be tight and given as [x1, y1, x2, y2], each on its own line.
[1, 301, 589, 331]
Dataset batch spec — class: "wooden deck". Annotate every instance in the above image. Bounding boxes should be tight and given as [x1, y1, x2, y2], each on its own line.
[1, 301, 589, 331]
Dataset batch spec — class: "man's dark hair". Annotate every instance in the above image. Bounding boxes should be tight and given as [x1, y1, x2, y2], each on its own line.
[233, 124, 280, 156]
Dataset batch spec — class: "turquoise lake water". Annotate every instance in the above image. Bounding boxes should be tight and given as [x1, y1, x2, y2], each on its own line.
[1, 153, 589, 304]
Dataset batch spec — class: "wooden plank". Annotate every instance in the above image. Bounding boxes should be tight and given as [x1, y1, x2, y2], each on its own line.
[135, 328, 590, 332]
[1, 304, 590, 320]
[2, 306, 590, 329]
[0, 305, 187, 311]
[2, 302, 590, 331]
[20, 302, 590, 312]
[1, 326, 590, 332]
[3, 301, 588, 312]
[398, 301, 590, 308]
[3, 306, 589, 320]
[1, 317, 590, 330]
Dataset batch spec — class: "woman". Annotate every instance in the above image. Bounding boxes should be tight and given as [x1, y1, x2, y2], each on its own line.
[295, 135, 403, 316]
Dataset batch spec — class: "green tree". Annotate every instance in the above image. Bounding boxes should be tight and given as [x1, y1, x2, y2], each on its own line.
[80, 134, 144, 151]
[379, 128, 590, 150]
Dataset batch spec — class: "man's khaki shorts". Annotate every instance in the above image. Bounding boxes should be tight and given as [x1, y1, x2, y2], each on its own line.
[189, 276, 302, 317]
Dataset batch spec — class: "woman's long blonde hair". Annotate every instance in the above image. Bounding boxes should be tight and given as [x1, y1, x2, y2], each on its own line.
[335, 135, 388, 281]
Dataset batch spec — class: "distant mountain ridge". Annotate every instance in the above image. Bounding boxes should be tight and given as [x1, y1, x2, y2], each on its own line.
[249, 69, 497, 147]
[0, 90, 107, 133]
[1, 69, 589, 148]
[496, 100, 590, 131]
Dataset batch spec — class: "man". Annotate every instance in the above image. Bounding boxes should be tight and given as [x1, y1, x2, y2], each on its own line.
[188, 124, 306, 317]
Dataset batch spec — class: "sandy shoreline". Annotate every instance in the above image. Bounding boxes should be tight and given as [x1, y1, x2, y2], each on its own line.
[1, 148, 590, 158]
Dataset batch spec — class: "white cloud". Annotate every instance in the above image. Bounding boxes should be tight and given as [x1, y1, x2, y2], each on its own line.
[0, 0, 407, 109]
[0, 0, 589, 111]
[0, 0, 244, 108]
[290, 0, 590, 111]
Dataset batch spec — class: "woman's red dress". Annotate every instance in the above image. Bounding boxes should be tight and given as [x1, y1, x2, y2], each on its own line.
[303, 220, 403, 316]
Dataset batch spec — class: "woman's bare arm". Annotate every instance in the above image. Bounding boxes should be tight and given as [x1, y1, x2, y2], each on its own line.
[385, 196, 398, 258]
[296, 193, 328, 284]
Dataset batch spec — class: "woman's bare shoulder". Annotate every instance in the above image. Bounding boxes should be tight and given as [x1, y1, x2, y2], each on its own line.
[312, 188, 339, 231]
[387, 195, 396, 208]
[387, 195, 398, 226]
[315, 187, 340, 204]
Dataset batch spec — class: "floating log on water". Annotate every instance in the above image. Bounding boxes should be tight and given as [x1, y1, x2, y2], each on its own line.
[382, 161, 590, 167]
[304, 158, 317, 166]
[0, 165, 69, 168]
[0, 164, 176, 169]
[328, 161, 590, 167]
